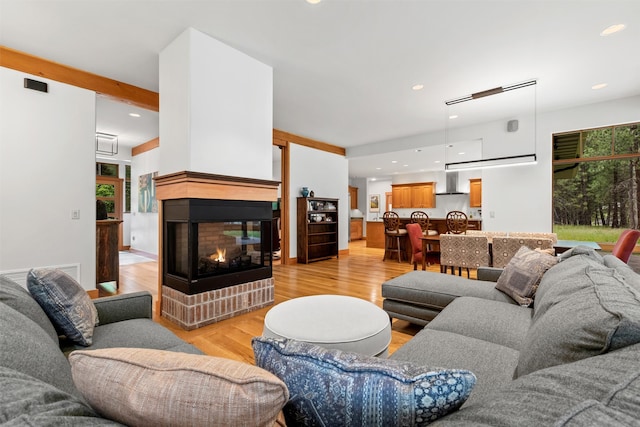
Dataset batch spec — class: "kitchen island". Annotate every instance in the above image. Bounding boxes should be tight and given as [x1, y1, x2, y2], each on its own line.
[366, 217, 482, 255]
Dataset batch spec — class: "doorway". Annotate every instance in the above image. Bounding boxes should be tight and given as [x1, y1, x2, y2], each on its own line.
[96, 175, 124, 249]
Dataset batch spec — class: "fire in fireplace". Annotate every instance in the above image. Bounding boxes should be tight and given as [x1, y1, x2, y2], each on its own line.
[163, 199, 273, 295]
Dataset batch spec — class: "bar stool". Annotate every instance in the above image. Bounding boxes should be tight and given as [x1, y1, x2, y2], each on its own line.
[410, 211, 439, 236]
[382, 211, 407, 262]
[446, 210, 468, 234]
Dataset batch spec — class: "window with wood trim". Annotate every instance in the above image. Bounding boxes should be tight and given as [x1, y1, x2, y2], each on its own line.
[553, 122, 640, 242]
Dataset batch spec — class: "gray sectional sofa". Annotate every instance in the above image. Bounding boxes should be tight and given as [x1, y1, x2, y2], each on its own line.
[3, 246, 640, 425]
[383, 248, 640, 425]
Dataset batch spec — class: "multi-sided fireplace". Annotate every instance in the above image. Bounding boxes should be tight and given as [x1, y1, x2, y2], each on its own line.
[163, 198, 273, 295]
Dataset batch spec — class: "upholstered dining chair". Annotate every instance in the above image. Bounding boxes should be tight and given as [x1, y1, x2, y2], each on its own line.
[439, 234, 489, 277]
[405, 223, 425, 270]
[382, 211, 408, 263]
[445, 211, 468, 234]
[410, 211, 438, 236]
[612, 229, 640, 263]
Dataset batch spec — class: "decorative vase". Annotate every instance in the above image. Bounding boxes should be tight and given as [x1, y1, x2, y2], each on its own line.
[301, 187, 310, 197]
[310, 190, 315, 197]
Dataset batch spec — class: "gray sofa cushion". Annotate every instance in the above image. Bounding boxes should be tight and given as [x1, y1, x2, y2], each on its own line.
[534, 253, 606, 320]
[426, 297, 532, 351]
[0, 366, 121, 426]
[603, 254, 640, 291]
[390, 328, 519, 406]
[62, 318, 203, 355]
[517, 260, 640, 378]
[431, 343, 640, 427]
[0, 302, 82, 399]
[382, 271, 516, 311]
[0, 275, 58, 343]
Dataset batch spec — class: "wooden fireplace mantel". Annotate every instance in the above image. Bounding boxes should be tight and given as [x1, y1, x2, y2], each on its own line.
[154, 171, 280, 202]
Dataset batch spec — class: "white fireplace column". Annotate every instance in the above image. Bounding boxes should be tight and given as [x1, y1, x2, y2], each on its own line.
[156, 28, 276, 327]
[159, 27, 273, 179]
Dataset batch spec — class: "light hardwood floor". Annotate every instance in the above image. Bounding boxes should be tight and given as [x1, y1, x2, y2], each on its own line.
[118, 240, 441, 364]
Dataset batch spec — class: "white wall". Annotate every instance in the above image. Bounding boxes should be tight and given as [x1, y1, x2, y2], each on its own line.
[0, 67, 97, 289]
[482, 95, 640, 232]
[349, 95, 640, 233]
[130, 147, 160, 255]
[289, 143, 349, 258]
[159, 28, 273, 180]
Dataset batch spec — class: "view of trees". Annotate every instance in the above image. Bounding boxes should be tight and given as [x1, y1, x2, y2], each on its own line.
[553, 123, 640, 230]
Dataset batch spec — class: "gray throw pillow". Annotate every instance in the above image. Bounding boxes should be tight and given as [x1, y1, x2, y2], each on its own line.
[253, 337, 476, 426]
[495, 246, 559, 306]
[27, 269, 99, 346]
[516, 264, 640, 378]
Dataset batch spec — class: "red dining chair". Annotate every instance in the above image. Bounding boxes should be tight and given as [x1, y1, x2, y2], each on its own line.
[612, 229, 640, 263]
[406, 223, 424, 270]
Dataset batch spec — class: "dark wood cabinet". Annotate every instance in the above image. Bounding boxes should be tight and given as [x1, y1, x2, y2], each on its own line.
[96, 220, 122, 287]
[297, 197, 339, 263]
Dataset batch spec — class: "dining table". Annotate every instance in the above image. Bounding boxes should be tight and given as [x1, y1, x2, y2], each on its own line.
[553, 240, 602, 254]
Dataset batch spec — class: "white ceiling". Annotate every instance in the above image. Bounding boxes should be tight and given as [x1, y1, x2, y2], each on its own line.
[1, 0, 639, 178]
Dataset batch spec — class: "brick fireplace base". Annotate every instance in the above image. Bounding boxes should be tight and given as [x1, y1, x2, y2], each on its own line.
[161, 278, 274, 330]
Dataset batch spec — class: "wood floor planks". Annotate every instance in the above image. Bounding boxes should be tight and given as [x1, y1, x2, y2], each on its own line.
[118, 240, 436, 362]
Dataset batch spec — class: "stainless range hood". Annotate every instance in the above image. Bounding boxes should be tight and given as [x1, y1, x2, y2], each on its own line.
[436, 172, 468, 195]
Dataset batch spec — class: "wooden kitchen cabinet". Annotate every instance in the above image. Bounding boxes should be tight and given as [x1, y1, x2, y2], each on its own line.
[350, 218, 363, 240]
[392, 182, 435, 209]
[469, 179, 482, 207]
[411, 183, 435, 208]
[391, 185, 411, 208]
[348, 186, 358, 209]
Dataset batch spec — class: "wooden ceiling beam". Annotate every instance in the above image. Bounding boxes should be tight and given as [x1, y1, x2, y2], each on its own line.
[273, 129, 346, 156]
[0, 46, 159, 111]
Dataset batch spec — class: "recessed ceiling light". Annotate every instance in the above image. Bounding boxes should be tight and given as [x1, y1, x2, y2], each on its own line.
[306, 0, 322, 4]
[449, 115, 459, 119]
[434, 160, 441, 164]
[129, 113, 141, 118]
[371, 177, 377, 181]
[412, 84, 424, 91]
[376, 167, 382, 170]
[592, 83, 608, 90]
[391, 160, 398, 164]
[600, 24, 626, 36]
[403, 164, 409, 167]
[458, 152, 465, 155]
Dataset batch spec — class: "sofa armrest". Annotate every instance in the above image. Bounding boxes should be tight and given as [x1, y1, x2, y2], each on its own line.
[93, 291, 153, 325]
[477, 267, 504, 282]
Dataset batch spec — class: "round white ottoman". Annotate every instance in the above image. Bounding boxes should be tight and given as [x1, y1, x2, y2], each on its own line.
[263, 295, 391, 357]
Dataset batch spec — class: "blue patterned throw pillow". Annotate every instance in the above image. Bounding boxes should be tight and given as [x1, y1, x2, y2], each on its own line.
[27, 268, 99, 346]
[252, 337, 476, 426]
